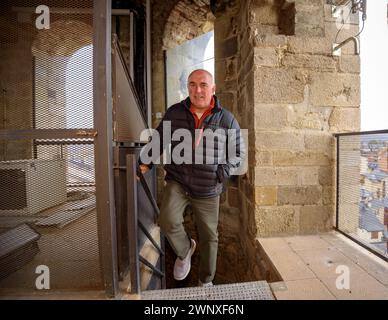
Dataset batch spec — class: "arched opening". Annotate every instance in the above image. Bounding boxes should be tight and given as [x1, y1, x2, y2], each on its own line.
[65, 45, 93, 130]
[153, 0, 267, 289]
[65, 45, 95, 185]
[32, 20, 94, 186]
[165, 31, 215, 107]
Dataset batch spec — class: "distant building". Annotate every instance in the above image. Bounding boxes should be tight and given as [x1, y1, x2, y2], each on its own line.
[358, 203, 388, 245]
[378, 147, 388, 173]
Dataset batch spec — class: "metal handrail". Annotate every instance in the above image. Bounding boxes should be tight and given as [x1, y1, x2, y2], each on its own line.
[126, 153, 166, 294]
[136, 167, 161, 219]
[139, 256, 165, 278]
[138, 221, 165, 256]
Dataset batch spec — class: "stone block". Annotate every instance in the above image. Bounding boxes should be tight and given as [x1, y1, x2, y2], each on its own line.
[323, 186, 334, 205]
[273, 150, 330, 166]
[300, 167, 319, 185]
[329, 107, 360, 132]
[254, 34, 287, 48]
[287, 36, 332, 55]
[318, 166, 333, 186]
[299, 205, 332, 233]
[304, 133, 334, 155]
[295, 23, 324, 37]
[252, 24, 279, 36]
[295, 0, 323, 6]
[256, 132, 305, 151]
[310, 72, 360, 107]
[217, 36, 238, 59]
[282, 53, 336, 71]
[255, 167, 300, 186]
[256, 151, 273, 166]
[278, 186, 322, 205]
[254, 67, 308, 104]
[254, 104, 288, 130]
[255, 186, 277, 206]
[254, 47, 279, 67]
[339, 55, 360, 74]
[295, 5, 324, 26]
[255, 207, 298, 237]
[250, 4, 279, 26]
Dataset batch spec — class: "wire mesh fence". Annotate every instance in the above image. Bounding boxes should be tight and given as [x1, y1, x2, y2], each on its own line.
[0, 0, 103, 292]
[337, 132, 388, 260]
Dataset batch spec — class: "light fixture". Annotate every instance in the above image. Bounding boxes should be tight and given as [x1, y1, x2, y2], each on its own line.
[330, 0, 367, 56]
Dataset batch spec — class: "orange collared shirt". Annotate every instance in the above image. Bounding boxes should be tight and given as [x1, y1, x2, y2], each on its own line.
[190, 97, 215, 129]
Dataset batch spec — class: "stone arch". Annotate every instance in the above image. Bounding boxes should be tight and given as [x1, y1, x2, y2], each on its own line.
[31, 20, 93, 161]
[162, 0, 215, 50]
[32, 20, 92, 57]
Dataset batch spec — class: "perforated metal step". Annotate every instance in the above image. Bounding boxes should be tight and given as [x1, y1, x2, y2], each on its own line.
[141, 281, 275, 300]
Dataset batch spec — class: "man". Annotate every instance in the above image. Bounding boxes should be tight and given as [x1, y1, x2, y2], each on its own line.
[139, 69, 245, 286]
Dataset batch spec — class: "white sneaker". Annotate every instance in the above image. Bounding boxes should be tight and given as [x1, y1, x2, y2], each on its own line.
[173, 239, 196, 281]
[198, 280, 213, 287]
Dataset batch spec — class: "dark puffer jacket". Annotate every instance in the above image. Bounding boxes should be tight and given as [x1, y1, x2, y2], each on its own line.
[140, 95, 246, 198]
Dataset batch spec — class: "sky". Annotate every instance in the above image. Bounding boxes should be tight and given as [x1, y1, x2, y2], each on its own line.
[360, 0, 388, 131]
[66, 44, 93, 129]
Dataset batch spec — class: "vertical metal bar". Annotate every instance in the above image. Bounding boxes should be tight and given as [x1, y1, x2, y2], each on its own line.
[93, 0, 119, 298]
[146, 0, 152, 127]
[32, 56, 37, 159]
[163, 50, 168, 113]
[336, 136, 340, 230]
[160, 231, 166, 289]
[126, 153, 141, 294]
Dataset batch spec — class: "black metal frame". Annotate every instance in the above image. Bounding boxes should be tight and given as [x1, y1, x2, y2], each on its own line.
[334, 130, 388, 263]
[0, 0, 119, 298]
[334, 129, 388, 137]
[93, 0, 119, 297]
[126, 153, 166, 294]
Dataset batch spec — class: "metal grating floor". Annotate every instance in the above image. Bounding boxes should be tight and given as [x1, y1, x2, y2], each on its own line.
[141, 281, 275, 300]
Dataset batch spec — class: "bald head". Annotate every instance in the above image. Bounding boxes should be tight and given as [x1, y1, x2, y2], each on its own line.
[187, 69, 216, 110]
[188, 69, 215, 85]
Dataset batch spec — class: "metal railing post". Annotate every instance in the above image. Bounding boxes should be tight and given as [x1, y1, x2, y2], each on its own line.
[126, 153, 141, 294]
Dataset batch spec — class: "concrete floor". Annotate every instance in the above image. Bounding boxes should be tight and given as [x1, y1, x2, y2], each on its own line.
[0, 209, 103, 294]
[2, 227, 388, 300]
[259, 231, 388, 300]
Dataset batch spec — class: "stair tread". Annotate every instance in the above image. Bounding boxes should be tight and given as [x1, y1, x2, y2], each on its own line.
[141, 281, 275, 300]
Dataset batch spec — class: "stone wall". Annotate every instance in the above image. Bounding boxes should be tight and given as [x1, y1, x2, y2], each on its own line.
[248, 0, 360, 237]
[211, 0, 361, 281]
[151, 0, 361, 285]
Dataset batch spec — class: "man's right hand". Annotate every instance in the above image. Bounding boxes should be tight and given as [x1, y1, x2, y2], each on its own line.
[137, 164, 150, 180]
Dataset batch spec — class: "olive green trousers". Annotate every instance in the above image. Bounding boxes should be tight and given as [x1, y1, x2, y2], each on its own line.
[159, 181, 220, 283]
